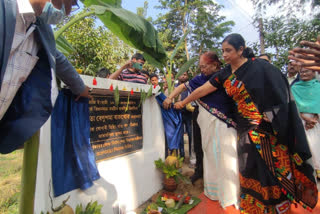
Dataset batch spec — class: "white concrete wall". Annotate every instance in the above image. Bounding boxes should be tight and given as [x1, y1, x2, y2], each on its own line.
[34, 78, 165, 214]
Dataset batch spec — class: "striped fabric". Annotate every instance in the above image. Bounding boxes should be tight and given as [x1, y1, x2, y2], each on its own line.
[0, 0, 38, 120]
[119, 69, 147, 84]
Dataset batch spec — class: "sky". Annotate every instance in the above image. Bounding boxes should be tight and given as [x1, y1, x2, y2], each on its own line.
[121, 0, 260, 44]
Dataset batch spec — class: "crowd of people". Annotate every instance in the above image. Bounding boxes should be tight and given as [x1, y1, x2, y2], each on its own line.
[109, 33, 320, 213]
[1, 0, 320, 213]
[170, 34, 320, 213]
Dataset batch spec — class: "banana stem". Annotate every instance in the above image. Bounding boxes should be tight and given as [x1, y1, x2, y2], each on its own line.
[54, 11, 96, 40]
[19, 132, 40, 214]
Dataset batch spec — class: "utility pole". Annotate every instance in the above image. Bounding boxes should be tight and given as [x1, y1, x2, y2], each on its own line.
[258, 18, 265, 54]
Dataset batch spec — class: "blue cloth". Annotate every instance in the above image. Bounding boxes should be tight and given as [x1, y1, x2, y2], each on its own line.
[0, 1, 85, 153]
[156, 93, 183, 150]
[186, 73, 235, 120]
[0, 48, 52, 154]
[51, 89, 100, 197]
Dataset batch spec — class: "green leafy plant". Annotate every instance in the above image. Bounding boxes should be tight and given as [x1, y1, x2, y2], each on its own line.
[75, 201, 103, 214]
[154, 156, 190, 184]
[54, 0, 167, 67]
[163, 29, 198, 95]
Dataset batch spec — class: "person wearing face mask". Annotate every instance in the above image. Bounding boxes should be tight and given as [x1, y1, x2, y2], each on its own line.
[109, 53, 148, 84]
[0, 0, 92, 153]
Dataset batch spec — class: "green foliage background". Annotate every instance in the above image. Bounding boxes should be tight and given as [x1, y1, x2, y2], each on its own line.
[56, 15, 135, 76]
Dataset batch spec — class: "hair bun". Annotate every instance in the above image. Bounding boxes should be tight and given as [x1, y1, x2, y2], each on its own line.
[242, 47, 255, 59]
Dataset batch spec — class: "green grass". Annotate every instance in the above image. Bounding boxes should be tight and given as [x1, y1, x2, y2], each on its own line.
[0, 150, 23, 214]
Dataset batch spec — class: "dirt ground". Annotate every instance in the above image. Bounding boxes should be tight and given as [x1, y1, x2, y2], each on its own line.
[135, 136, 204, 214]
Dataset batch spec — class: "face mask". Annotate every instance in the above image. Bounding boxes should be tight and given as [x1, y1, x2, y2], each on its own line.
[132, 62, 143, 70]
[40, 1, 66, 24]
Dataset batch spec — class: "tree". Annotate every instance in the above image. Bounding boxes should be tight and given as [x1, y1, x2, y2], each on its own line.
[137, 1, 152, 22]
[256, 17, 320, 71]
[54, 0, 168, 70]
[250, 0, 320, 18]
[155, 0, 234, 60]
[55, 16, 135, 76]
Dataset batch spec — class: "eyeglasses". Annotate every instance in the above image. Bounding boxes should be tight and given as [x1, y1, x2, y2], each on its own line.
[71, 0, 80, 12]
[199, 64, 209, 69]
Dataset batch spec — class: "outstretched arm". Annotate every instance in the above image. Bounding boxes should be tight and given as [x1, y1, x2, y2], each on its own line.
[288, 36, 320, 72]
[162, 84, 187, 109]
[174, 81, 217, 109]
[55, 50, 91, 99]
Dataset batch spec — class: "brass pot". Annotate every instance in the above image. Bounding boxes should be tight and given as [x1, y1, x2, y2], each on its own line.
[163, 177, 177, 192]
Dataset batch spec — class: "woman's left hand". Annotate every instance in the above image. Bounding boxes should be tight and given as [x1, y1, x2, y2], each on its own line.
[174, 101, 185, 110]
[163, 98, 172, 109]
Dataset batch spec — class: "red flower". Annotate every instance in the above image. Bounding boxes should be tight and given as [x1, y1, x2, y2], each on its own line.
[92, 77, 97, 85]
[110, 84, 113, 91]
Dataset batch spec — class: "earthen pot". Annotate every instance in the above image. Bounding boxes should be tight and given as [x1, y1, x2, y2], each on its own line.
[164, 177, 177, 191]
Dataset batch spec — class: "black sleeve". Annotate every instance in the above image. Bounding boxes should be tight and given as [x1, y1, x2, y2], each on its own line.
[209, 71, 222, 88]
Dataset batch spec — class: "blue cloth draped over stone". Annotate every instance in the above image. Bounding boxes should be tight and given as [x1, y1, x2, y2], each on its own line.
[51, 89, 100, 197]
[156, 93, 183, 150]
[185, 73, 237, 128]
[0, 48, 52, 154]
[291, 79, 320, 114]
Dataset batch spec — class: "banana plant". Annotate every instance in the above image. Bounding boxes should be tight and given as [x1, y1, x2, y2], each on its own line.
[54, 0, 167, 67]
[164, 29, 198, 95]
[54, 0, 197, 97]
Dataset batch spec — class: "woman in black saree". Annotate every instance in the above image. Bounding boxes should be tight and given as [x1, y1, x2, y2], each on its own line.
[174, 34, 318, 213]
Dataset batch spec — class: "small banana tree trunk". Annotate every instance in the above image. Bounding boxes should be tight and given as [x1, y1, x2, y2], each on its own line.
[19, 132, 40, 214]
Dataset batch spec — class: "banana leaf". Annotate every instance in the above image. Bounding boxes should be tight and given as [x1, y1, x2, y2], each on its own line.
[169, 29, 190, 61]
[114, 86, 119, 107]
[175, 57, 198, 79]
[82, 0, 167, 66]
[139, 89, 146, 107]
[56, 35, 76, 56]
[81, 0, 121, 7]
[146, 86, 153, 98]
[125, 91, 130, 112]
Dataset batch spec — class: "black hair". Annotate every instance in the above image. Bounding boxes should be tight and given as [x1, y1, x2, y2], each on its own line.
[131, 53, 145, 62]
[150, 73, 159, 79]
[258, 53, 271, 60]
[96, 67, 110, 78]
[222, 33, 254, 59]
[222, 33, 245, 51]
[243, 47, 255, 58]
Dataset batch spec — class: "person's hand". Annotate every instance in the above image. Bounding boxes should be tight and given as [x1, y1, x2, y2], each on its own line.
[263, 113, 271, 122]
[174, 101, 185, 110]
[163, 97, 172, 109]
[304, 117, 318, 130]
[75, 85, 92, 101]
[288, 36, 320, 71]
[122, 60, 132, 70]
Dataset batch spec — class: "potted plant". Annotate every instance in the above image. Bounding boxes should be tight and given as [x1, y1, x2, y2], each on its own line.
[154, 151, 190, 191]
